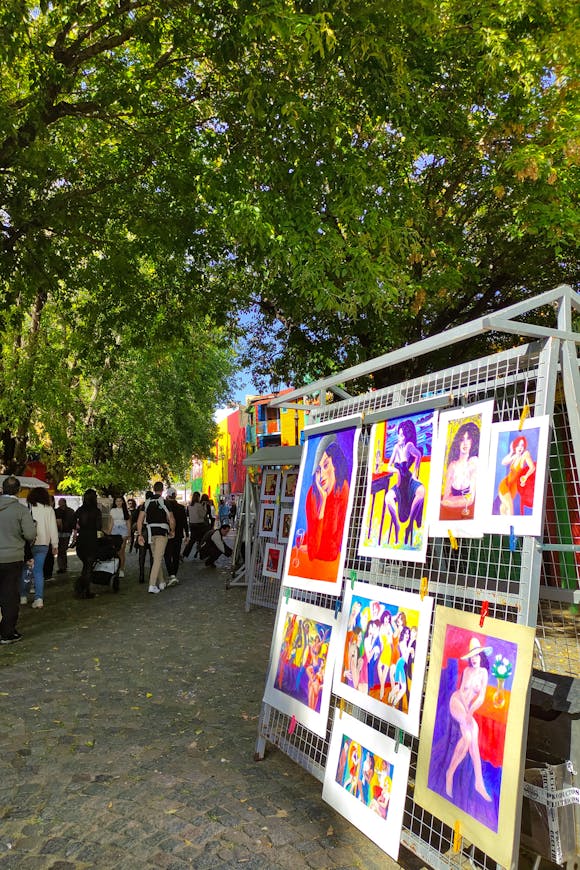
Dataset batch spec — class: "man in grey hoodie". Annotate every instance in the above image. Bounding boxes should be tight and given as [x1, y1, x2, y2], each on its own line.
[0, 476, 37, 644]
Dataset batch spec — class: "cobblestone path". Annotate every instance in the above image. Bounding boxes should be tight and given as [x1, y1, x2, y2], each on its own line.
[0, 551, 414, 870]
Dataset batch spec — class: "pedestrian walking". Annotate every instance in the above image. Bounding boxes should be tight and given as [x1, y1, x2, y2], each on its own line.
[218, 497, 230, 527]
[0, 475, 37, 643]
[21, 487, 58, 609]
[163, 487, 188, 586]
[183, 492, 207, 558]
[54, 498, 76, 574]
[137, 482, 175, 594]
[72, 489, 102, 599]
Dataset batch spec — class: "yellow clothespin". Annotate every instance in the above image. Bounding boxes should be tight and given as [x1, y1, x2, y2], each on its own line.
[420, 576, 428, 601]
[339, 697, 345, 719]
[448, 529, 458, 551]
[519, 404, 530, 430]
[453, 820, 462, 853]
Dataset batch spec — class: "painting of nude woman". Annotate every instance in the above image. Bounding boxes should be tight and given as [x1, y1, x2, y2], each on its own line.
[415, 606, 535, 869]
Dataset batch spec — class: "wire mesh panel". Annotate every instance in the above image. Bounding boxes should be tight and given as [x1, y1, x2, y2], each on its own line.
[256, 335, 580, 870]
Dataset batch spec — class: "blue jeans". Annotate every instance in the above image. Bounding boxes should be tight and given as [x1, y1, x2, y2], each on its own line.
[21, 544, 48, 601]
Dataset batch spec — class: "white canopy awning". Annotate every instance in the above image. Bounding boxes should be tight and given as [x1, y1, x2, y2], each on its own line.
[242, 445, 302, 467]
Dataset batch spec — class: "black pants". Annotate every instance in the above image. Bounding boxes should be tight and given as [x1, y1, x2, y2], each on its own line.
[183, 523, 206, 557]
[0, 561, 23, 638]
[44, 548, 54, 579]
[138, 541, 153, 582]
[57, 535, 70, 571]
[164, 537, 182, 577]
[76, 536, 97, 595]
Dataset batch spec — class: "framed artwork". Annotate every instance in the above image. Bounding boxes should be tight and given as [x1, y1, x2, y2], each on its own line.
[263, 543, 284, 579]
[322, 710, 411, 861]
[333, 582, 433, 736]
[415, 606, 535, 869]
[428, 400, 494, 537]
[480, 416, 550, 537]
[258, 503, 279, 538]
[284, 417, 362, 595]
[263, 597, 340, 737]
[358, 410, 438, 563]
[281, 470, 299, 501]
[261, 470, 281, 501]
[278, 507, 293, 544]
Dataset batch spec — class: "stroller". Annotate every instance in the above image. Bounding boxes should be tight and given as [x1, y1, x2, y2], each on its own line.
[91, 534, 123, 592]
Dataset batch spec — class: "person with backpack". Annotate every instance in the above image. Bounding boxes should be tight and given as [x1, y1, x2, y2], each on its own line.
[136, 481, 175, 594]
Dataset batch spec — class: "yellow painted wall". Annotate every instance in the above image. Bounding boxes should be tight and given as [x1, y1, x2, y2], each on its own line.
[280, 406, 308, 446]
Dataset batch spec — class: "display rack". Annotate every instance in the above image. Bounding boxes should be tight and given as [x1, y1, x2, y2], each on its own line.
[255, 286, 580, 870]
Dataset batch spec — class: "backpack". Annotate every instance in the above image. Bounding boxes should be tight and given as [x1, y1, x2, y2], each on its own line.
[145, 497, 170, 530]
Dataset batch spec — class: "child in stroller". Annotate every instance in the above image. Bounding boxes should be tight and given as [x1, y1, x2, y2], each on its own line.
[91, 534, 123, 592]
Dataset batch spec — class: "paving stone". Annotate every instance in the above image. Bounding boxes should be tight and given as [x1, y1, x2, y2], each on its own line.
[0, 552, 409, 870]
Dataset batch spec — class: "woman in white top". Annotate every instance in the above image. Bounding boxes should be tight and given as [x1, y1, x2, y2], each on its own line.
[21, 487, 58, 609]
[109, 496, 131, 577]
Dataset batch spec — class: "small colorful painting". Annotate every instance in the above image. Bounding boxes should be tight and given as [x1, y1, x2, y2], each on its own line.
[428, 400, 494, 537]
[258, 503, 279, 538]
[333, 582, 433, 736]
[415, 606, 535, 868]
[263, 598, 340, 737]
[281, 470, 299, 501]
[323, 710, 411, 860]
[263, 543, 284, 579]
[358, 410, 438, 563]
[278, 507, 293, 544]
[481, 416, 550, 536]
[261, 470, 281, 501]
[284, 417, 362, 595]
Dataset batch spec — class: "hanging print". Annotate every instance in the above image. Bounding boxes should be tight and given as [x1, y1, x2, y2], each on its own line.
[481, 416, 550, 536]
[323, 710, 411, 861]
[415, 606, 535, 868]
[261, 470, 281, 501]
[278, 507, 293, 543]
[258, 503, 279, 538]
[281, 470, 299, 501]
[263, 597, 340, 737]
[333, 582, 433, 736]
[284, 417, 362, 595]
[358, 410, 438, 562]
[263, 543, 284, 579]
[428, 400, 494, 537]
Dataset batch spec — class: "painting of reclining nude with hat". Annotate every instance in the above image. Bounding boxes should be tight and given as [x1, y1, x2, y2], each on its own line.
[333, 582, 433, 736]
[263, 597, 340, 737]
[359, 410, 438, 563]
[322, 710, 411, 861]
[415, 606, 535, 869]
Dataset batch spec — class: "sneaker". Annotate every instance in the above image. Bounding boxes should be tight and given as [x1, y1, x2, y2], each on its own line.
[148, 585, 160, 594]
[20, 596, 28, 605]
[158, 581, 167, 591]
[1, 632, 23, 644]
[32, 598, 44, 609]
[167, 576, 179, 587]
[119, 570, 124, 578]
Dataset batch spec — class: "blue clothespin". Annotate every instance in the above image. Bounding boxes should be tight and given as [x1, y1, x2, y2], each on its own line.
[334, 598, 342, 619]
[509, 526, 517, 552]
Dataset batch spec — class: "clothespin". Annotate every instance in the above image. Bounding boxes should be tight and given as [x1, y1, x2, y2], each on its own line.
[420, 576, 429, 601]
[287, 715, 297, 735]
[448, 529, 458, 551]
[509, 525, 517, 552]
[519, 404, 530, 430]
[339, 697, 345, 719]
[453, 821, 462, 853]
[394, 728, 403, 754]
[334, 597, 342, 619]
[349, 569, 357, 590]
[284, 587, 291, 604]
[479, 600, 489, 627]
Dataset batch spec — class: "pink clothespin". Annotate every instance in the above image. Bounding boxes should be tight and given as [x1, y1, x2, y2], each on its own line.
[288, 715, 297, 735]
